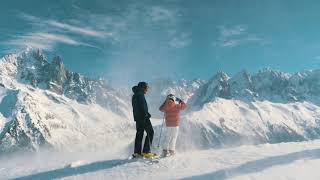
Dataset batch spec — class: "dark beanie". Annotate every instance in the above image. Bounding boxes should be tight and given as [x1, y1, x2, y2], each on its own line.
[138, 82, 148, 89]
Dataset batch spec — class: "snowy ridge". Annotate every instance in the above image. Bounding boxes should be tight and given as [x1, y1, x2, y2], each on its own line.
[189, 68, 320, 107]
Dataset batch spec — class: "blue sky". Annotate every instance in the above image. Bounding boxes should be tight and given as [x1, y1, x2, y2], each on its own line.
[1, 0, 320, 87]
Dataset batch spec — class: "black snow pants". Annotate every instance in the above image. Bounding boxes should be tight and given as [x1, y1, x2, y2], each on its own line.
[134, 119, 154, 154]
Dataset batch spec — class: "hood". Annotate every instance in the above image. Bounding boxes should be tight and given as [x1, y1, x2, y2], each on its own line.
[132, 86, 139, 94]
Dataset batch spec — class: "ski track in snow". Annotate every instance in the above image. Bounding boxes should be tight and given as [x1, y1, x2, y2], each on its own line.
[2, 140, 320, 180]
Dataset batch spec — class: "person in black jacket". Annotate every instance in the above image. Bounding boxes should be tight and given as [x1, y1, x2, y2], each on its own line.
[132, 82, 155, 158]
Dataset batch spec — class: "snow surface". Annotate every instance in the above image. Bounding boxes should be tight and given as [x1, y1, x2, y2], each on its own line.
[1, 140, 320, 179]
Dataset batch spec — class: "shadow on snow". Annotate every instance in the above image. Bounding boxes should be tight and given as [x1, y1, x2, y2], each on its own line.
[12, 158, 133, 180]
[12, 148, 320, 180]
[184, 148, 320, 180]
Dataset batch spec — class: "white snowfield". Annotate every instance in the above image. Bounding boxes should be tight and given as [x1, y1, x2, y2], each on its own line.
[1, 49, 320, 179]
[1, 140, 320, 180]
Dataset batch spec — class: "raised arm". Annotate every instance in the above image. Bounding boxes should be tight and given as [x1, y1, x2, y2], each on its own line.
[160, 99, 187, 112]
[159, 99, 175, 112]
[177, 101, 187, 111]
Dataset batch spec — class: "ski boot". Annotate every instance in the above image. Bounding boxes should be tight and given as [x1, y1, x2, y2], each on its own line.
[142, 152, 157, 158]
[132, 153, 143, 159]
[169, 150, 176, 156]
[161, 149, 169, 157]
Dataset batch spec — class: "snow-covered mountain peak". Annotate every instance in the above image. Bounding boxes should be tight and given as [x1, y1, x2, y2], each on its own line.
[255, 68, 290, 82]
[230, 70, 252, 83]
[228, 71, 255, 100]
[188, 71, 231, 106]
[0, 49, 133, 153]
[1, 49, 130, 116]
[211, 71, 230, 82]
[190, 68, 320, 107]
[1, 49, 63, 88]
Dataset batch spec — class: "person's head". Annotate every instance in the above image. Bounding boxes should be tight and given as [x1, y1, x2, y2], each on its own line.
[138, 82, 149, 93]
[132, 86, 138, 94]
[167, 94, 175, 101]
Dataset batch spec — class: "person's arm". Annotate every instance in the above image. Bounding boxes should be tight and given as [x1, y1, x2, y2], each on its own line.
[159, 99, 175, 112]
[179, 101, 187, 110]
[174, 100, 187, 111]
[159, 101, 166, 112]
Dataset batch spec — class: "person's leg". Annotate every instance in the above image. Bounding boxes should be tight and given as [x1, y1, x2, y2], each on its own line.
[134, 121, 144, 154]
[167, 127, 174, 149]
[142, 119, 154, 153]
[169, 127, 179, 155]
[162, 127, 171, 156]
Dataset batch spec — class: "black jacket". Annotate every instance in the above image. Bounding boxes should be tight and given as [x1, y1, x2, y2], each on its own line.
[132, 86, 151, 122]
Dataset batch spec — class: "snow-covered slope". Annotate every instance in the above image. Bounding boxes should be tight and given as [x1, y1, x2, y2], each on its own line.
[3, 140, 320, 180]
[0, 80, 135, 153]
[176, 98, 320, 151]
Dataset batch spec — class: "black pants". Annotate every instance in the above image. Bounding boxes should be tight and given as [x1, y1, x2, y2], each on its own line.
[134, 119, 154, 154]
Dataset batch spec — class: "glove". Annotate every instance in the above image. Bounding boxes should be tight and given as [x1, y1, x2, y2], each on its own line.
[175, 97, 182, 103]
[146, 113, 151, 119]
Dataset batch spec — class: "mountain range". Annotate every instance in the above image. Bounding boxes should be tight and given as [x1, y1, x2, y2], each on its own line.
[1, 49, 320, 153]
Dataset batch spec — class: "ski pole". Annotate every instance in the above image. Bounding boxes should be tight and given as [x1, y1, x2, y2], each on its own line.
[157, 114, 165, 148]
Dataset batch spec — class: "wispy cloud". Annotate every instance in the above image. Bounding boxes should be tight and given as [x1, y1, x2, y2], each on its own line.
[20, 13, 112, 39]
[169, 32, 192, 48]
[5, 32, 95, 51]
[33, 33, 85, 45]
[148, 6, 191, 49]
[220, 35, 265, 48]
[220, 25, 247, 37]
[215, 25, 267, 48]
[4, 13, 112, 51]
[46, 20, 111, 38]
[7, 4, 187, 53]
